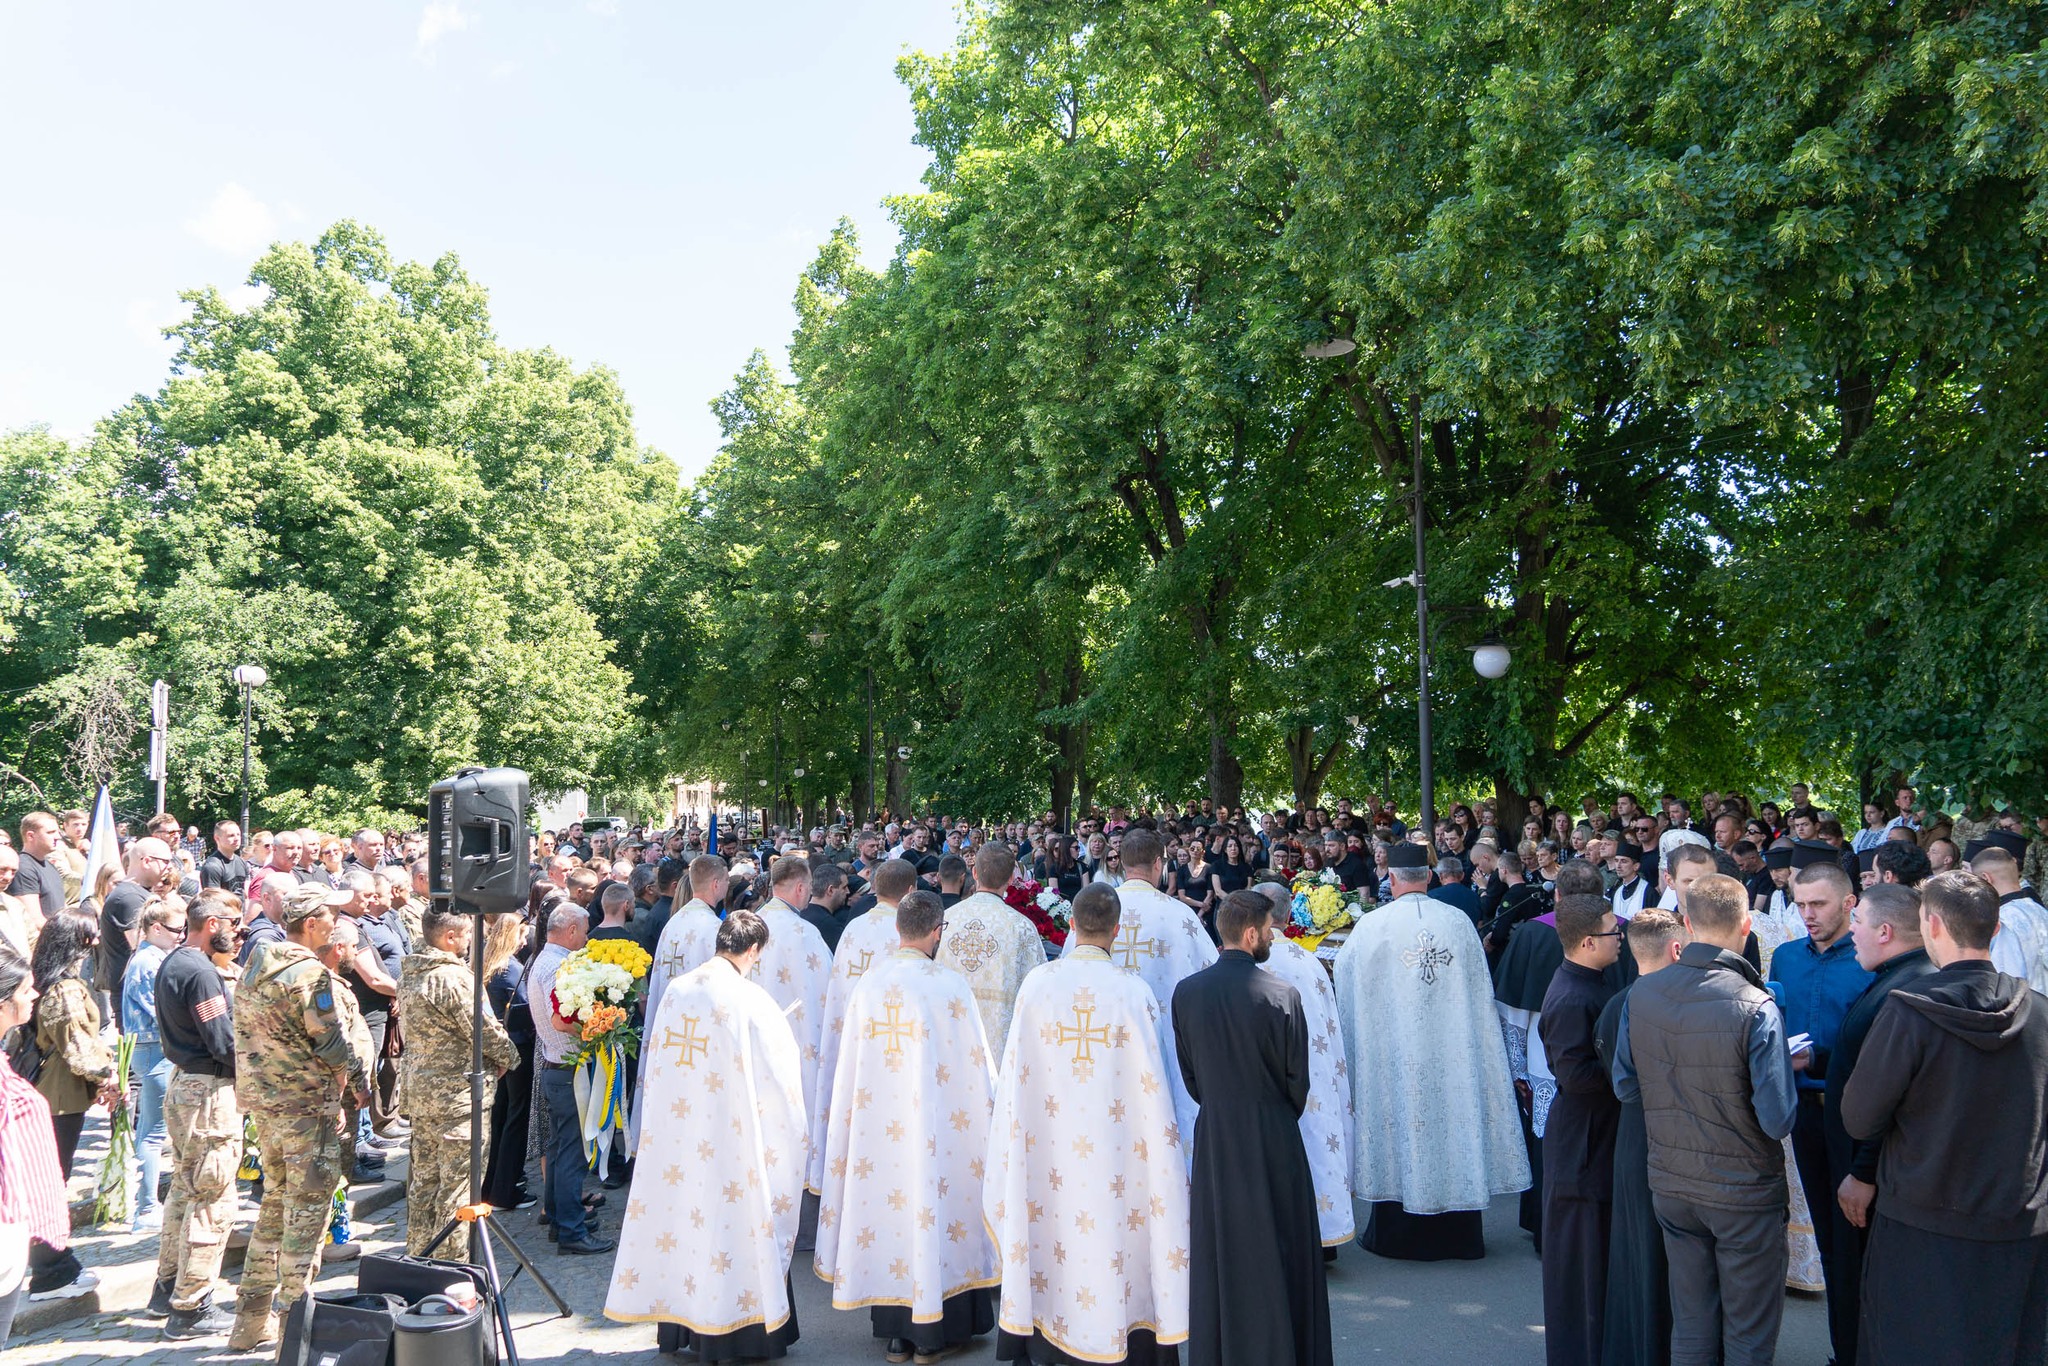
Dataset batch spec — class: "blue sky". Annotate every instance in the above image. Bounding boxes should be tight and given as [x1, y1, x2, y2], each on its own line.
[0, 0, 961, 479]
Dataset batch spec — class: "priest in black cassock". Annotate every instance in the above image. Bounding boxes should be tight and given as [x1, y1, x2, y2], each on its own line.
[1173, 889, 1332, 1366]
[1593, 908, 1686, 1366]
[1538, 894, 1624, 1366]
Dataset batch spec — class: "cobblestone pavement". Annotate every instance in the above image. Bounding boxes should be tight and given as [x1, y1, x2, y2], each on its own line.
[6, 1176, 1831, 1366]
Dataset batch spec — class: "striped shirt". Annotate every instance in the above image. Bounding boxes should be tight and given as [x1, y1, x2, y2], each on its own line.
[528, 943, 576, 1064]
[0, 1065, 69, 1246]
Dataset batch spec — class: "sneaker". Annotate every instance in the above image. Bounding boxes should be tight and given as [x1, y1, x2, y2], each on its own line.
[28, 1269, 99, 1302]
[348, 1162, 386, 1185]
[320, 1239, 362, 1263]
[354, 1143, 390, 1163]
[556, 1234, 616, 1255]
[374, 1120, 411, 1138]
[133, 1207, 164, 1232]
[162, 1302, 235, 1339]
[146, 1277, 176, 1317]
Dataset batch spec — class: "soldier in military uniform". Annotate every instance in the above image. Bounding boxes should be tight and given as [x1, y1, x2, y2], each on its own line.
[398, 904, 517, 1255]
[228, 883, 377, 1352]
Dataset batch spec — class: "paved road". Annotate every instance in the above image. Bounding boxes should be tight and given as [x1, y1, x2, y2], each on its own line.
[8, 1186, 1829, 1365]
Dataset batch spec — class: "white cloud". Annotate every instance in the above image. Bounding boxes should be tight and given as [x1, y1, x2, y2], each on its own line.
[416, 1, 473, 55]
[222, 283, 270, 313]
[185, 183, 278, 255]
[585, 0, 619, 14]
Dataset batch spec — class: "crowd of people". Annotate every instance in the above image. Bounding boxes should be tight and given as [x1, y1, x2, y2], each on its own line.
[0, 783, 2041, 1365]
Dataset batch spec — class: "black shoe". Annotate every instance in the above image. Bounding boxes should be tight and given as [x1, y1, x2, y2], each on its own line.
[162, 1303, 235, 1339]
[146, 1277, 175, 1318]
[348, 1162, 386, 1185]
[507, 1194, 537, 1211]
[886, 1341, 914, 1364]
[581, 1192, 607, 1210]
[1323, 1245, 1338, 1264]
[557, 1235, 616, 1255]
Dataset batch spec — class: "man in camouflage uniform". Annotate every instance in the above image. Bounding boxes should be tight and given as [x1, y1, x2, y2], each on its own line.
[228, 883, 376, 1353]
[398, 903, 517, 1255]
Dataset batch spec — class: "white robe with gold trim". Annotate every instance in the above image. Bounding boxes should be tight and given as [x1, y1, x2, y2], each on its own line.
[606, 957, 808, 1336]
[984, 946, 1191, 1362]
[753, 899, 832, 1122]
[1263, 935, 1357, 1245]
[814, 948, 999, 1318]
[1061, 879, 1218, 1158]
[934, 889, 1044, 1065]
[806, 904, 909, 1190]
[631, 897, 722, 1151]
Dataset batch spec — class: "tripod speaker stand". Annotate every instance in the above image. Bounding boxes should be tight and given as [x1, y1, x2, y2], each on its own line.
[421, 768, 571, 1366]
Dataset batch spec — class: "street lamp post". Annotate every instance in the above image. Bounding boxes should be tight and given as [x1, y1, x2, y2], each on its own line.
[231, 664, 268, 833]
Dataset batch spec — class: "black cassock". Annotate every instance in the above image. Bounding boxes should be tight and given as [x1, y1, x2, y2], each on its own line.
[1593, 987, 1669, 1366]
[1172, 949, 1333, 1366]
[1539, 960, 1620, 1366]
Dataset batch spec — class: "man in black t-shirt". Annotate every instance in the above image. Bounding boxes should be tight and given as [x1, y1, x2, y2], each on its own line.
[9, 812, 66, 921]
[199, 820, 250, 897]
[101, 838, 177, 1024]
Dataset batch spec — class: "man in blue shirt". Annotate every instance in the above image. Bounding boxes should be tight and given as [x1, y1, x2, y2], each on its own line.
[1769, 858, 1871, 1366]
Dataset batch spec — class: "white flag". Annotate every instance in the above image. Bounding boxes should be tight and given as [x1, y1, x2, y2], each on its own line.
[79, 785, 121, 905]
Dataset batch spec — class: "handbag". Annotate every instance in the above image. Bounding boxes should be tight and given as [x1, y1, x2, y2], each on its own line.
[278, 1290, 406, 1366]
[357, 1250, 488, 1305]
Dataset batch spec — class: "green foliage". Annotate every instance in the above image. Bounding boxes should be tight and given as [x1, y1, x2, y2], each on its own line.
[0, 223, 678, 830]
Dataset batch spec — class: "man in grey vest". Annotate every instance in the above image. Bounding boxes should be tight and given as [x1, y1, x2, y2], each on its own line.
[1611, 872, 1798, 1366]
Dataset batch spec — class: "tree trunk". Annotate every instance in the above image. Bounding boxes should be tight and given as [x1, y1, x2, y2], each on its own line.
[1045, 648, 1086, 833]
[1494, 778, 1533, 854]
[1286, 725, 1346, 812]
[882, 730, 909, 819]
[1207, 699, 1245, 810]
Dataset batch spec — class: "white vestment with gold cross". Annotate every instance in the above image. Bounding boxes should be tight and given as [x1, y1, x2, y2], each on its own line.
[606, 956, 809, 1337]
[1060, 880, 1218, 1161]
[1263, 935, 1357, 1244]
[934, 889, 1045, 1065]
[753, 899, 833, 1125]
[1332, 892, 1530, 1212]
[631, 898, 723, 1151]
[807, 905, 910, 1191]
[984, 946, 1191, 1362]
[813, 948, 999, 1318]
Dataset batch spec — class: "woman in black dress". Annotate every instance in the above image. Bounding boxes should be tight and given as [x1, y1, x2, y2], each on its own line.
[1215, 836, 1253, 897]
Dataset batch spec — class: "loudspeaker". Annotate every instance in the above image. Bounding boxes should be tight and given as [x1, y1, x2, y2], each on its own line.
[428, 767, 531, 913]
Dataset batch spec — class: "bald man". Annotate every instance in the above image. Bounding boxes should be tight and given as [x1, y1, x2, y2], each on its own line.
[101, 837, 178, 1027]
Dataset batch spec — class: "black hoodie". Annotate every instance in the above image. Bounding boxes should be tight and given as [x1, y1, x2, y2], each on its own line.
[1842, 960, 2048, 1241]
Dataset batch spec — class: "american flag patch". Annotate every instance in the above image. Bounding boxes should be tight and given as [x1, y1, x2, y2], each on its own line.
[194, 995, 226, 1024]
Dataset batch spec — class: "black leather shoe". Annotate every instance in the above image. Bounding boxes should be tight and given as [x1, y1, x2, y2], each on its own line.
[557, 1235, 616, 1255]
[886, 1340, 914, 1363]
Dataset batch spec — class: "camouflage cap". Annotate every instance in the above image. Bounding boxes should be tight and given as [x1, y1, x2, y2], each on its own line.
[282, 881, 353, 925]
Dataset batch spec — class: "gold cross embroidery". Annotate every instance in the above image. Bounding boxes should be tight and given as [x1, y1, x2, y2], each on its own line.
[665, 1015, 710, 1068]
[866, 989, 916, 1067]
[1111, 919, 1157, 970]
[847, 948, 875, 980]
[1055, 990, 1114, 1076]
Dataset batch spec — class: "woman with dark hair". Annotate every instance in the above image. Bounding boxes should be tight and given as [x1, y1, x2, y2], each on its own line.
[30, 911, 114, 1177]
[0, 944, 70, 1345]
[1215, 836, 1253, 898]
[482, 910, 537, 1211]
[1036, 837, 1084, 902]
[1175, 838, 1218, 924]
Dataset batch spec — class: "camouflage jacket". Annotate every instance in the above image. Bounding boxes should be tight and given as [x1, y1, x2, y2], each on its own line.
[234, 941, 376, 1116]
[397, 947, 517, 1120]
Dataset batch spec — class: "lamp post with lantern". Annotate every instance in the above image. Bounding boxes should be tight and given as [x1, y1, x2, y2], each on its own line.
[231, 664, 268, 833]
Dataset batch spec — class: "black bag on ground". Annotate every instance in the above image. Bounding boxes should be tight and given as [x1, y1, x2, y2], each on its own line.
[357, 1251, 489, 1305]
[277, 1291, 406, 1366]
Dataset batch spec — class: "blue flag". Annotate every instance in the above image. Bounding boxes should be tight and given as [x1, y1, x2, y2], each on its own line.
[707, 812, 718, 857]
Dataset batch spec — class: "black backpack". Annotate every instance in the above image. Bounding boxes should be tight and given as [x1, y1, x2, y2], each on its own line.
[5, 1023, 44, 1085]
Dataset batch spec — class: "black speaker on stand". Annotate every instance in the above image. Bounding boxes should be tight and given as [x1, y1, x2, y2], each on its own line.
[419, 767, 570, 1365]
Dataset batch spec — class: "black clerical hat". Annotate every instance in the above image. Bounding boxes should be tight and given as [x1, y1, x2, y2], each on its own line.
[1764, 843, 1795, 870]
[1387, 843, 1430, 869]
[1966, 829, 2029, 862]
[1615, 841, 1645, 864]
[1790, 839, 1838, 870]
[1855, 846, 1882, 873]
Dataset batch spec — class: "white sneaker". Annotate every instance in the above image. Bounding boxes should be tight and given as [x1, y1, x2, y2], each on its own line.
[28, 1269, 100, 1301]
[134, 1208, 164, 1231]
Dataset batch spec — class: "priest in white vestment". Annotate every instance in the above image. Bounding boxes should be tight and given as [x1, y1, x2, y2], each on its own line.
[606, 910, 809, 1361]
[1061, 829, 1217, 1159]
[814, 889, 999, 1359]
[808, 858, 923, 1192]
[632, 853, 729, 1151]
[1333, 843, 1528, 1260]
[753, 856, 833, 1124]
[935, 842, 1046, 1062]
[987, 883, 1191, 1366]
[1255, 881, 1356, 1247]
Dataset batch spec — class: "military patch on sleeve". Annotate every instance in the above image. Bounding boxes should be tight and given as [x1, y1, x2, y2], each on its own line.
[315, 988, 333, 1012]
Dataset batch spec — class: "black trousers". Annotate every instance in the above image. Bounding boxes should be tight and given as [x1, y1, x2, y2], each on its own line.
[482, 1031, 535, 1206]
[51, 1110, 86, 1179]
[1790, 1095, 1841, 1354]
